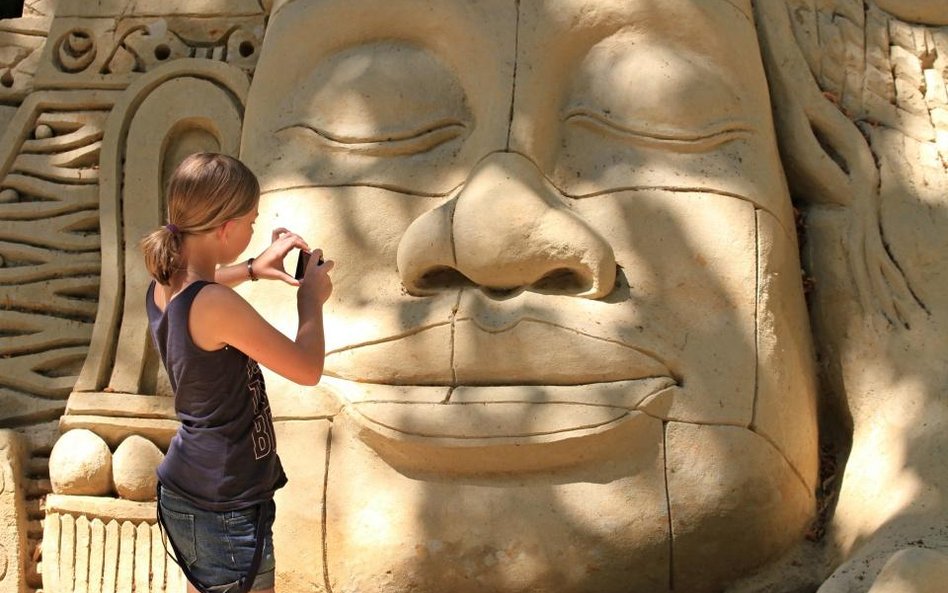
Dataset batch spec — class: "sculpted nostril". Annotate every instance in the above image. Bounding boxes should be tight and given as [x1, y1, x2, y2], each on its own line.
[531, 268, 592, 295]
[412, 267, 473, 293]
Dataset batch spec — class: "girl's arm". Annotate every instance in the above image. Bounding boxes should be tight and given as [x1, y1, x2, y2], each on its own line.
[192, 252, 334, 385]
[214, 259, 261, 287]
[215, 227, 309, 288]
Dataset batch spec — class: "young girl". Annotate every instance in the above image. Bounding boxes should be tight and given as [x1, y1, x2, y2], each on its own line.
[140, 152, 333, 593]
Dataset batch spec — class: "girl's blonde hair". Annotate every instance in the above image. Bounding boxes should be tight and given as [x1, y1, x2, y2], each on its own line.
[140, 153, 260, 285]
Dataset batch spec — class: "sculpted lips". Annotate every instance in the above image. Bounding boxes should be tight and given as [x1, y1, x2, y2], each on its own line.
[324, 312, 678, 475]
[325, 318, 672, 386]
[323, 316, 679, 473]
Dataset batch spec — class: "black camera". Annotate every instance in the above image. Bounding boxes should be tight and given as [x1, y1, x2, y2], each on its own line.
[294, 249, 324, 280]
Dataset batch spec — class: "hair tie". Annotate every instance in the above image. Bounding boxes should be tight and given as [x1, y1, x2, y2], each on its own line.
[165, 224, 179, 234]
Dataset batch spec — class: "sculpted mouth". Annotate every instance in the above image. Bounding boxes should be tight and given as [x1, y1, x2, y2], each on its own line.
[322, 320, 680, 474]
[325, 318, 674, 385]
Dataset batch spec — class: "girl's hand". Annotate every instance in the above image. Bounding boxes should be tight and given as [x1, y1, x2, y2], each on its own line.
[299, 248, 334, 306]
[253, 228, 310, 285]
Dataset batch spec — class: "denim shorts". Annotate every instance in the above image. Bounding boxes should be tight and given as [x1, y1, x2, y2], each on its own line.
[157, 485, 276, 592]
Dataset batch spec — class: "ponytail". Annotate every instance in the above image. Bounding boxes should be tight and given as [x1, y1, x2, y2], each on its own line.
[140, 225, 184, 285]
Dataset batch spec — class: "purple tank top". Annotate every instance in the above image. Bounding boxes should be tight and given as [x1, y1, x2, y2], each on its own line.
[146, 280, 287, 511]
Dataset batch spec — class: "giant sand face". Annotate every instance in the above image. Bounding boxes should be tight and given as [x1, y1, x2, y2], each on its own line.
[240, 1, 817, 591]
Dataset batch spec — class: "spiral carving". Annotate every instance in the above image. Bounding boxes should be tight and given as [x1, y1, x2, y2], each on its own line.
[55, 29, 96, 73]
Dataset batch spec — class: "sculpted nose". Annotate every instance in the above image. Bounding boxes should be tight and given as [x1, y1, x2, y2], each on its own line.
[397, 152, 616, 298]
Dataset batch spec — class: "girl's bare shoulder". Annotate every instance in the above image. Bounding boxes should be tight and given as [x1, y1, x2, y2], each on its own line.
[192, 282, 252, 314]
[188, 283, 258, 350]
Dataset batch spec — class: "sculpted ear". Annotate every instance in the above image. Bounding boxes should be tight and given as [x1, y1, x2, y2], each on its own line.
[873, 1, 948, 26]
[73, 61, 249, 401]
[754, 1, 926, 327]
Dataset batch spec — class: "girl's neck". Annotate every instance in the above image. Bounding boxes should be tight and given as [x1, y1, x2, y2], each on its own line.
[173, 236, 220, 286]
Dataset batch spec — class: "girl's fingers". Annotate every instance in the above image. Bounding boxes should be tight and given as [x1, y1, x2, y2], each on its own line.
[271, 228, 309, 252]
[264, 238, 308, 260]
[276, 270, 300, 286]
[302, 252, 331, 279]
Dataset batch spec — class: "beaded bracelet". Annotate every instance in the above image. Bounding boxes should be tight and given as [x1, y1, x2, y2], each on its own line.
[247, 257, 258, 281]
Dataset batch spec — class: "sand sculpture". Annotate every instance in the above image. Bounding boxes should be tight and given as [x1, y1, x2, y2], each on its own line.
[0, 0, 945, 592]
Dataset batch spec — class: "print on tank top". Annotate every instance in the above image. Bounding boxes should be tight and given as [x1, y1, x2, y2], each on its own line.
[247, 360, 276, 460]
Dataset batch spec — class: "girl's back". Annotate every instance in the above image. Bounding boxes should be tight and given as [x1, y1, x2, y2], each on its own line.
[146, 279, 286, 511]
